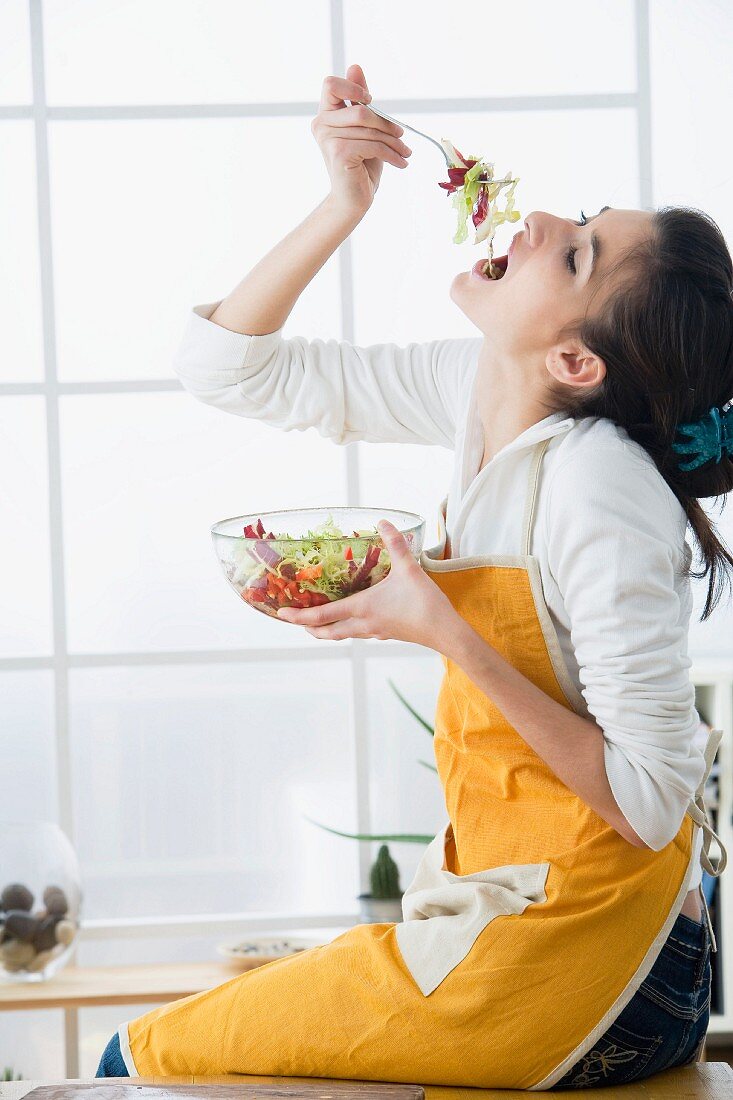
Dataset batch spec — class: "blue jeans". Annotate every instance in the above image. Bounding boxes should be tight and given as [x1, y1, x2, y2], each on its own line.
[549, 909, 711, 1089]
[96, 1031, 129, 1077]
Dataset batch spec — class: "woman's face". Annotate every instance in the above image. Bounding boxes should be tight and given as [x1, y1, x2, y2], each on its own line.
[450, 206, 654, 361]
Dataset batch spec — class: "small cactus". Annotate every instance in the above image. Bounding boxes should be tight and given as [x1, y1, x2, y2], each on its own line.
[369, 844, 402, 899]
[2, 1069, 23, 1081]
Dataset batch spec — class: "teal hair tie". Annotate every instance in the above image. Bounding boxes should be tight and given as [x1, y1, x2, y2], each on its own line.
[672, 402, 733, 471]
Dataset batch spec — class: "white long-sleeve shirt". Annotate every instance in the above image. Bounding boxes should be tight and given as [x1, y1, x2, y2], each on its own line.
[173, 303, 708, 888]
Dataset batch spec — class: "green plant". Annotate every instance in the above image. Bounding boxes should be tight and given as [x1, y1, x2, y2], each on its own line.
[370, 844, 402, 899]
[299, 677, 435, 893]
[2, 1069, 23, 1081]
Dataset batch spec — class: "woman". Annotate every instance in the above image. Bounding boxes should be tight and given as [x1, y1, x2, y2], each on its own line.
[97, 64, 732, 1088]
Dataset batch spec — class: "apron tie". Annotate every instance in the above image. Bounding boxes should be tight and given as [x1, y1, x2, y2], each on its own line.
[685, 726, 727, 951]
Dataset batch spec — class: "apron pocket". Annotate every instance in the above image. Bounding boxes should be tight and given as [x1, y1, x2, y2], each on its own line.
[395, 823, 550, 996]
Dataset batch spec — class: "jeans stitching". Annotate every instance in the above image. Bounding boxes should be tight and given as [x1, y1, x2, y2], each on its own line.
[669, 995, 711, 1068]
[552, 1028, 663, 1089]
[693, 929, 711, 989]
[637, 981, 696, 1019]
[664, 940, 703, 961]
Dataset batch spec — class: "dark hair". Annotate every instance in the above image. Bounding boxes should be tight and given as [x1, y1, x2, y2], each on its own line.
[544, 205, 733, 621]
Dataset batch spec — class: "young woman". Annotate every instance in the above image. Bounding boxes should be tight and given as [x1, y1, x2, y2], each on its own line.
[97, 64, 732, 1088]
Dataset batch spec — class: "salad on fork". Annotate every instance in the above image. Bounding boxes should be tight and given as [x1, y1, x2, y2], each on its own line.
[358, 100, 520, 282]
[437, 139, 520, 279]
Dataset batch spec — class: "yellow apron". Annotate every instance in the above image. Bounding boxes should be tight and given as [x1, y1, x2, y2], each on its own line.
[120, 436, 727, 1088]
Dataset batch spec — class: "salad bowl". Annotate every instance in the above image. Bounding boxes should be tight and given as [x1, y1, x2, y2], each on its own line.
[211, 506, 425, 620]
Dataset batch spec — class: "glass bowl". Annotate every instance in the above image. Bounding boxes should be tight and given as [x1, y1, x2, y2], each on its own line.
[0, 822, 82, 982]
[211, 506, 425, 620]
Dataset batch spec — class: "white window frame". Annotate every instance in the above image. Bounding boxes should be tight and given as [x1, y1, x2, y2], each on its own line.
[0, 0, 654, 941]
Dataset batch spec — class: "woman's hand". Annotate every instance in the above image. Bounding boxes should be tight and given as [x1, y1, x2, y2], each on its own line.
[276, 519, 457, 650]
[312, 62, 412, 216]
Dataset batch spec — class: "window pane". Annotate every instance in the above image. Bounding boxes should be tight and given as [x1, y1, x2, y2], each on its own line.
[365, 653, 446, 892]
[0, 671, 58, 823]
[0, 398, 53, 656]
[48, 117, 338, 381]
[69, 662, 359, 919]
[0, 122, 44, 381]
[0, 0, 32, 104]
[359, 441, 455, 558]
[43, 0, 330, 105]
[60, 392, 347, 653]
[0, 1011, 62, 1077]
[345, 0, 636, 99]
[651, 0, 733, 240]
[351, 109, 640, 345]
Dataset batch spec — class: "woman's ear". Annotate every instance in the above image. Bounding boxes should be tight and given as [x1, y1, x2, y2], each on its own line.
[545, 342, 606, 392]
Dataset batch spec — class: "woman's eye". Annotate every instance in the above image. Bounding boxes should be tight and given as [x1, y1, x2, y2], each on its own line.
[565, 210, 587, 273]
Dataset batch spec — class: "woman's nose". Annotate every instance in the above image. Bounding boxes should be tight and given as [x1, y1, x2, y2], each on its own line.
[523, 211, 545, 245]
[523, 211, 562, 248]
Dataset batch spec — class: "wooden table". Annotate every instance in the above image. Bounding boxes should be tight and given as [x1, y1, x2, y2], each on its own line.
[0, 959, 273, 1077]
[3, 1068, 733, 1100]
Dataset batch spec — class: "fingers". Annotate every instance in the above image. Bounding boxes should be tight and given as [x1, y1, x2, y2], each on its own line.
[376, 519, 413, 557]
[325, 102, 405, 142]
[321, 125, 412, 163]
[306, 622, 369, 640]
[277, 602, 346, 625]
[333, 138, 410, 170]
[346, 61, 369, 95]
[319, 73, 370, 113]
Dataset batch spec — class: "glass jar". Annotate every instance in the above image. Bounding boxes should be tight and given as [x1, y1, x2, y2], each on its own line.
[0, 822, 82, 982]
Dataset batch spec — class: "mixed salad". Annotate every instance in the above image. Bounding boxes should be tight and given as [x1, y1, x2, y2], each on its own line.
[226, 514, 410, 614]
[438, 139, 520, 279]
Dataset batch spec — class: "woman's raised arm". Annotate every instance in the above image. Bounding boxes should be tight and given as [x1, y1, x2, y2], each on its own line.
[172, 307, 479, 449]
[173, 66, 480, 448]
[210, 66, 410, 335]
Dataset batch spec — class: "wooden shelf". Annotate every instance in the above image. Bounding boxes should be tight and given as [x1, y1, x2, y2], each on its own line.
[0, 959, 273, 1012]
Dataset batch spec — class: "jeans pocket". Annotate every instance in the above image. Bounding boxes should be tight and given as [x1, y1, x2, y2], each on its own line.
[636, 932, 707, 1019]
[550, 1019, 664, 1090]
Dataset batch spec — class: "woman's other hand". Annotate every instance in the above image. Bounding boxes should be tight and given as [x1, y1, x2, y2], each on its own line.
[276, 519, 457, 650]
[312, 62, 412, 216]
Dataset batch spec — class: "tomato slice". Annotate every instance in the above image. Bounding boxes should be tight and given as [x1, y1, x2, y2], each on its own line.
[295, 564, 323, 581]
[309, 592, 331, 606]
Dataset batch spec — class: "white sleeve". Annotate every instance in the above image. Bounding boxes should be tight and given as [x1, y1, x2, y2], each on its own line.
[171, 302, 480, 449]
[545, 444, 707, 851]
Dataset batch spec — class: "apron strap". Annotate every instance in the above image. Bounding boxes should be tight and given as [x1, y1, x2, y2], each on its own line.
[685, 725, 727, 952]
[521, 437, 553, 556]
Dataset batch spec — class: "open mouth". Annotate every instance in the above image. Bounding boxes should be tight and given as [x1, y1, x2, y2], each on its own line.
[487, 254, 508, 279]
[473, 254, 508, 280]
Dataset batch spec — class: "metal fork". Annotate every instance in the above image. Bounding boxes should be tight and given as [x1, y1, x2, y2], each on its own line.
[351, 99, 518, 183]
[349, 99, 455, 167]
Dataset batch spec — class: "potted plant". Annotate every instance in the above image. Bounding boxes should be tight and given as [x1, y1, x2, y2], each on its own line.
[304, 678, 438, 923]
[357, 843, 403, 923]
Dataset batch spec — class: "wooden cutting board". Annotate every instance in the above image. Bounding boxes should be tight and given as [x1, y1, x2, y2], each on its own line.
[24, 1085, 424, 1100]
